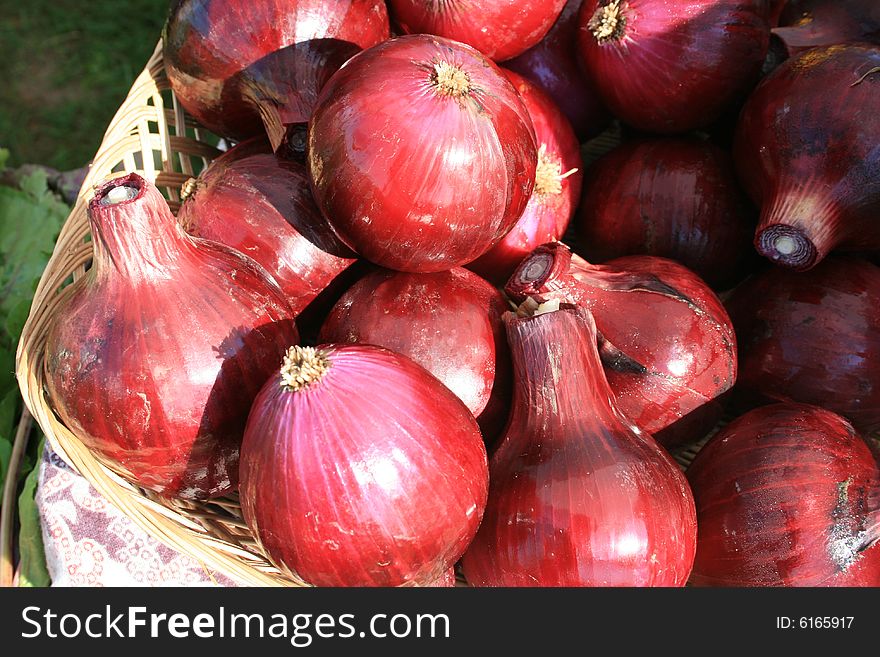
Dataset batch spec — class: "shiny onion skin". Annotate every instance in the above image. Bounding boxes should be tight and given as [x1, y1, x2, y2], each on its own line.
[163, 0, 389, 144]
[577, 138, 756, 290]
[688, 403, 880, 587]
[318, 267, 511, 440]
[460, 305, 697, 586]
[735, 45, 880, 270]
[308, 35, 537, 272]
[239, 344, 489, 586]
[506, 243, 737, 434]
[387, 0, 567, 62]
[498, 0, 610, 139]
[726, 257, 880, 433]
[44, 174, 298, 499]
[467, 69, 583, 285]
[576, 0, 770, 134]
[773, 1, 880, 63]
[178, 138, 356, 315]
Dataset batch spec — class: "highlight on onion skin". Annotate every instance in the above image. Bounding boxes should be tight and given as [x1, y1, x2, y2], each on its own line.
[576, 0, 770, 134]
[44, 174, 298, 499]
[163, 0, 390, 145]
[735, 44, 880, 271]
[466, 68, 583, 285]
[318, 267, 511, 441]
[387, 0, 567, 62]
[576, 138, 757, 290]
[239, 344, 489, 587]
[460, 304, 697, 586]
[687, 403, 880, 587]
[770, 0, 880, 66]
[308, 35, 537, 273]
[506, 242, 737, 435]
[505, 0, 610, 140]
[178, 137, 356, 315]
[726, 257, 880, 433]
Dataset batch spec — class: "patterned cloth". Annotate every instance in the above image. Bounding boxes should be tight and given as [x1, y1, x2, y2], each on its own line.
[37, 443, 238, 586]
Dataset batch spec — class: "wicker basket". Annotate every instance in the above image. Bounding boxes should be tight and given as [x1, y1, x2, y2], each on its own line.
[15, 40, 699, 587]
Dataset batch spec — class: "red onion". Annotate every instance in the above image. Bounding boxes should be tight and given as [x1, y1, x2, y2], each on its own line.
[726, 257, 880, 433]
[576, 0, 770, 134]
[576, 138, 757, 290]
[460, 304, 697, 586]
[308, 35, 537, 273]
[767, 0, 787, 25]
[240, 344, 488, 586]
[319, 267, 510, 440]
[735, 45, 880, 270]
[688, 403, 880, 587]
[506, 243, 737, 435]
[504, 0, 610, 139]
[773, 1, 880, 62]
[387, 0, 567, 62]
[178, 138, 356, 315]
[467, 69, 583, 285]
[163, 0, 390, 147]
[44, 174, 298, 499]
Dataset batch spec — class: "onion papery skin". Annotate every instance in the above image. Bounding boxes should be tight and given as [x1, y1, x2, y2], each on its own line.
[577, 138, 757, 290]
[735, 45, 880, 270]
[163, 0, 390, 143]
[387, 0, 567, 62]
[503, 0, 610, 139]
[319, 267, 510, 440]
[308, 35, 537, 273]
[460, 305, 697, 586]
[467, 69, 583, 285]
[239, 344, 488, 587]
[576, 0, 770, 134]
[726, 257, 880, 433]
[773, 1, 880, 62]
[44, 174, 298, 499]
[178, 137, 356, 315]
[687, 403, 880, 587]
[506, 243, 737, 434]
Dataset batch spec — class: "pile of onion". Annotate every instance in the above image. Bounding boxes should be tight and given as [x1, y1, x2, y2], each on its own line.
[688, 403, 880, 587]
[44, 174, 298, 499]
[163, 0, 390, 147]
[506, 242, 737, 438]
[178, 137, 356, 315]
[461, 303, 697, 586]
[505, 0, 610, 139]
[240, 344, 488, 586]
[467, 69, 583, 284]
[319, 267, 511, 441]
[308, 34, 537, 272]
[735, 44, 880, 270]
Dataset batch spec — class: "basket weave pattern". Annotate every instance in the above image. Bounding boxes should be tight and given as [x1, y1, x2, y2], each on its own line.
[16, 41, 703, 587]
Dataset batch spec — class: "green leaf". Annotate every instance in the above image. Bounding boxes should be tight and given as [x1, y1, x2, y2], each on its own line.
[0, 148, 8, 172]
[0, 388, 19, 492]
[17, 436, 49, 587]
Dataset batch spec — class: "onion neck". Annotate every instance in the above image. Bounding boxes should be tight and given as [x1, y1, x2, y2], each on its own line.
[280, 346, 330, 392]
[504, 305, 618, 433]
[755, 190, 843, 270]
[505, 242, 577, 303]
[89, 173, 192, 281]
[589, 0, 627, 45]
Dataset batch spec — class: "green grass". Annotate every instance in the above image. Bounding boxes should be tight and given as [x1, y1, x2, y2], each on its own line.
[0, 0, 169, 170]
